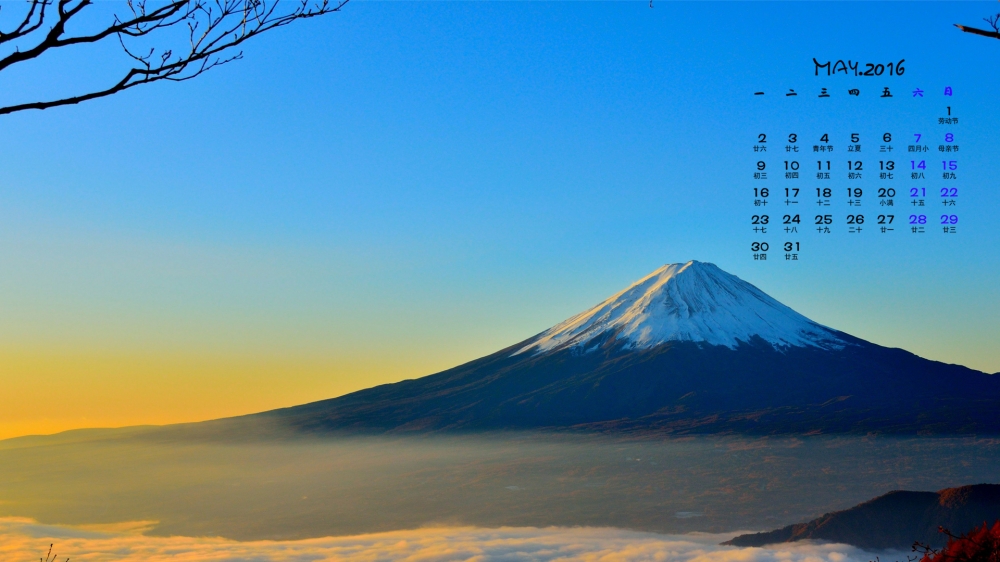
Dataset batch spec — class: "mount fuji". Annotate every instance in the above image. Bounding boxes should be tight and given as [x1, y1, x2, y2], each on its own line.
[233, 261, 1000, 436]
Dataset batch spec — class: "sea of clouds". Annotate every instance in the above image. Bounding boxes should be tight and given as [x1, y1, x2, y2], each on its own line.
[0, 516, 904, 562]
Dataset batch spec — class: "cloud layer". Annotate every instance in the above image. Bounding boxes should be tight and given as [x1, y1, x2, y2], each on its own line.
[0, 517, 888, 562]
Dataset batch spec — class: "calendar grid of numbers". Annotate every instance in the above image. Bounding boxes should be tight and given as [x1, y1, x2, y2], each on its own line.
[749, 59, 960, 262]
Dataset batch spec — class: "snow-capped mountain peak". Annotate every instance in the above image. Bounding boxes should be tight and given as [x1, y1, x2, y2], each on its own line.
[515, 261, 846, 355]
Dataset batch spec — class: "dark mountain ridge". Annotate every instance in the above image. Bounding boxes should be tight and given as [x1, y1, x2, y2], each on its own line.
[724, 484, 1000, 550]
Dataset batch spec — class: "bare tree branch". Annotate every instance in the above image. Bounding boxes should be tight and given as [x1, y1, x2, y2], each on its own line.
[955, 9, 1000, 40]
[954, 23, 1000, 39]
[0, 0, 348, 116]
[0, 0, 53, 44]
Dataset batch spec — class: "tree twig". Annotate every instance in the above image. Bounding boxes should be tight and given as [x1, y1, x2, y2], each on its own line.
[0, 0, 348, 115]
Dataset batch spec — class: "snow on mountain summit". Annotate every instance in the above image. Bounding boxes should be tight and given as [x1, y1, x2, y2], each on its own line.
[515, 261, 846, 355]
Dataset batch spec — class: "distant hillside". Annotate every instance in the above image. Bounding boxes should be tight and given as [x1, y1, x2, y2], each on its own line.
[724, 484, 1000, 550]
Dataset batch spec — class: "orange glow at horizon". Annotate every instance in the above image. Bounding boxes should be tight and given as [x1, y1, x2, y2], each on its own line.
[0, 347, 453, 441]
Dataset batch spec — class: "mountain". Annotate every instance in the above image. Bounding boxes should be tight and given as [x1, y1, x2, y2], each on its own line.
[723, 484, 1000, 550]
[235, 261, 1000, 436]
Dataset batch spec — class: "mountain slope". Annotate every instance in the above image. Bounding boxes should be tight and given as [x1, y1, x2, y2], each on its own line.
[723, 484, 1000, 550]
[234, 261, 1000, 436]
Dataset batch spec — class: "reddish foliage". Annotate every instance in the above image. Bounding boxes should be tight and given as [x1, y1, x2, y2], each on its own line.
[920, 521, 1000, 562]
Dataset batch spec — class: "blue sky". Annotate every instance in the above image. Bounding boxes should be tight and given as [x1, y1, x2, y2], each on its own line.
[1, 1, 998, 435]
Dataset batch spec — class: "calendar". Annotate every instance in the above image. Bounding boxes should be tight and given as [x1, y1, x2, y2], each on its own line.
[748, 59, 960, 262]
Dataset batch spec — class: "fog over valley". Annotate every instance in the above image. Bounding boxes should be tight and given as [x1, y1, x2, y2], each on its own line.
[2, 432, 999, 541]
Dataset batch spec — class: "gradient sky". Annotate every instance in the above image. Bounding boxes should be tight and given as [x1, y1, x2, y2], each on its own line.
[1, 1, 998, 440]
